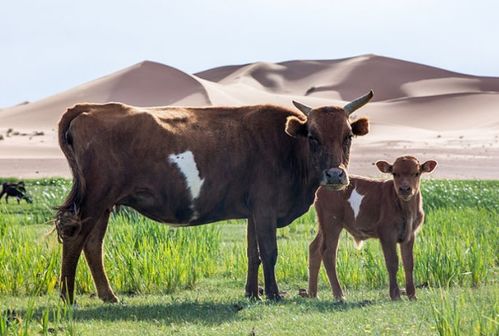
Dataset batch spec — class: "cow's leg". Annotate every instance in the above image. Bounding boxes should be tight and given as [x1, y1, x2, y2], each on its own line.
[60, 201, 109, 304]
[83, 209, 118, 303]
[307, 232, 323, 298]
[321, 226, 344, 300]
[245, 217, 261, 299]
[380, 237, 400, 300]
[400, 237, 416, 300]
[60, 235, 87, 303]
[253, 212, 280, 300]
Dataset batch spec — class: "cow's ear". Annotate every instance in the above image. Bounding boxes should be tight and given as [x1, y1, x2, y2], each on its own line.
[285, 116, 308, 138]
[351, 118, 369, 136]
[375, 160, 392, 173]
[421, 160, 437, 173]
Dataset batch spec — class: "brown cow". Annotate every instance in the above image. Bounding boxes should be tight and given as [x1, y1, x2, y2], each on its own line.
[55, 91, 373, 303]
[307, 156, 437, 300]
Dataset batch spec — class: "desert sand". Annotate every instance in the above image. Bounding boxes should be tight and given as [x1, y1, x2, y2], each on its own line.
[1, 54, 498, 179]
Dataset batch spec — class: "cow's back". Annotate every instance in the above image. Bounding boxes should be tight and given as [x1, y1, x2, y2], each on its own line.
[64, 102, 308, 225]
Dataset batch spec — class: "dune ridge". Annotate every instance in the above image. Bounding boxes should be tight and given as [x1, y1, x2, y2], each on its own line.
[1, 54, 498, 178]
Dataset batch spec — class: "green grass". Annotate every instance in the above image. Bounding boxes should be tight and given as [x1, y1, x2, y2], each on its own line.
[0, 179, 498, 335]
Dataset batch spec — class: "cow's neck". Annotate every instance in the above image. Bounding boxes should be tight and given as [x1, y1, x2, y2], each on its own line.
[278, 142, 322, 225]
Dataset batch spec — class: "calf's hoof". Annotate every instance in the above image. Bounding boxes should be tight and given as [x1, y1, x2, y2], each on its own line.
[298, 288, 310, 298]
[334, 295, 346, 303]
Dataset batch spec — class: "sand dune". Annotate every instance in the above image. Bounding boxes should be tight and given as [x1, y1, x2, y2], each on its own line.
[1, 54, 498, 178]
[0, 61, 210, 130]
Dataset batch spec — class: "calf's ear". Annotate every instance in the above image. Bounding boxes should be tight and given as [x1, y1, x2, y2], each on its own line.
[351, 118, 369, 136]
[375, 160, 392, 173]
[285, 116, 308, 138]
[421, 160, 437, 173]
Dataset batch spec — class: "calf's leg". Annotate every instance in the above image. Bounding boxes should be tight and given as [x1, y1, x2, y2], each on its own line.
[400, 237, 416, 300]
[307, 232, 322, 298]
[245, 217, 261, 299]
[380, 237, 401, 300]
[321, 226, 344, 300]
[83, 210, 118, 303]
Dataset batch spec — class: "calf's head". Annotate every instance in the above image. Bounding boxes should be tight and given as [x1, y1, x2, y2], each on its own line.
[286, 91, 372, 190]
[376, 156, 437, 201]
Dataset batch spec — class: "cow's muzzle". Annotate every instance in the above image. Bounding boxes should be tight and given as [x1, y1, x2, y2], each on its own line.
[321, 166, 349, 190]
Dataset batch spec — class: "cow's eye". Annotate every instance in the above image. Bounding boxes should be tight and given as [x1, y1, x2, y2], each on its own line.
[414, 172, 420, 177]
[308, 134, 320, 145]
[393, 173, 399, 177]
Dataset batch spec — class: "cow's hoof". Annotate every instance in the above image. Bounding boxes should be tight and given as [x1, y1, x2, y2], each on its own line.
[245, 292, 262, 301]
[101, 294, 119, 303]
[266, 293, 282, 301]
[408, 295, 417, 301]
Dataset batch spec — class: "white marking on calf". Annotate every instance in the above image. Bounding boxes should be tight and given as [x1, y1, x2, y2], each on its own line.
[347, 188, 364, 220]
[168, 150, 205, 220]
[347, 188, 365, 249]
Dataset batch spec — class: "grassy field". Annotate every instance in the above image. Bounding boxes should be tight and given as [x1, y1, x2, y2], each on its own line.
[0, 178, 498, 335]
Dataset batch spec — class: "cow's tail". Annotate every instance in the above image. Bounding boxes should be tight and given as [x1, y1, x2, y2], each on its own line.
[55, 105, 88, 243]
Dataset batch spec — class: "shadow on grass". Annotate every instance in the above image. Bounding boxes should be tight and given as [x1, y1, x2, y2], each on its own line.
[74, 300, 242, 324]
[303, 298, 377, 312]
[72, 297, 379, 323]
[5, 296, 381, 326]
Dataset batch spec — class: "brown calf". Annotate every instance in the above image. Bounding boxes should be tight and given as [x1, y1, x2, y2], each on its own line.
[308, 156, 437, 300]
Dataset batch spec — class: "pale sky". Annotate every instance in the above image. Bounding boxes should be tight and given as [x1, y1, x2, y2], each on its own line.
[1, 0, 498, 107]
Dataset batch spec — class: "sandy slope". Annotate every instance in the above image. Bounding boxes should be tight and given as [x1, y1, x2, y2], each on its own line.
[1, 55, 498, 179]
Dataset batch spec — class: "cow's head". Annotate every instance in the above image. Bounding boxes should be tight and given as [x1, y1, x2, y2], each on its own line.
[286, 91, 372, 190]
[376, 156, 437, 201]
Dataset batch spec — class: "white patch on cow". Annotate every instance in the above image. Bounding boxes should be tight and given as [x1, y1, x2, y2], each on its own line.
[168, 151, 205, 219]
[347, 188, 364, 220]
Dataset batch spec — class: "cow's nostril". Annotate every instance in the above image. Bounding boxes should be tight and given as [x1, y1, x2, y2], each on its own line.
[399, 186, 411, 193]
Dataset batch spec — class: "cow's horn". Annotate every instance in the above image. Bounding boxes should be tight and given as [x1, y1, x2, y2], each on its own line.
[292, 100, 312, 116]
[343, 90, 374, 115]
